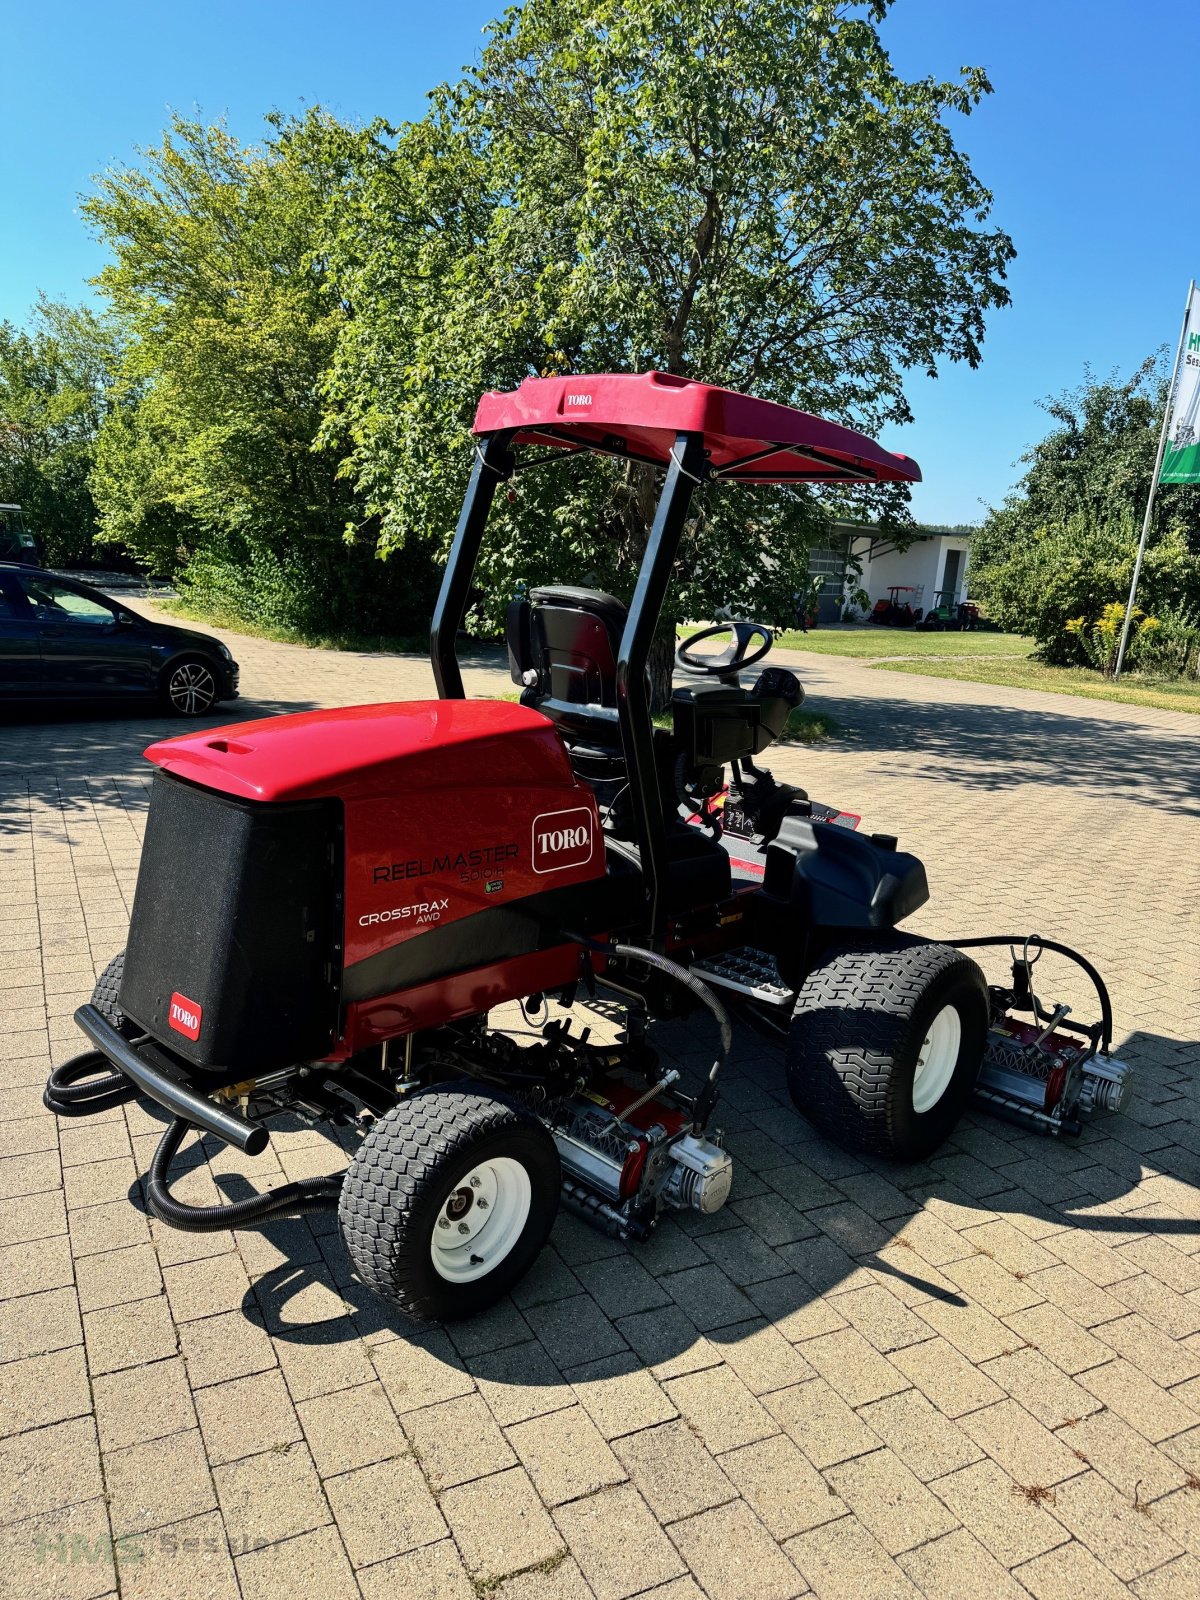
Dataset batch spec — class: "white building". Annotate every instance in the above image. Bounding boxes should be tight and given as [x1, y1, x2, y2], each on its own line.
[808, 522, 973, 622]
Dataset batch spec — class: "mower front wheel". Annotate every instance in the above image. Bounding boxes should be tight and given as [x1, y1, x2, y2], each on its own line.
[786, 939, 988, 1160]
[339, 1086, 560, 1321]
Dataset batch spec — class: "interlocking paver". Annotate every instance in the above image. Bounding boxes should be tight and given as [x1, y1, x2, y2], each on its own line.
[92, 1354, 198, 1450]
[509, 1404, 626, 1506]
[0, 1284, 81, 1360]
[195, 1368, 303, 1465]
[961, 1398, 1088, 1488]
[0, 1415, 103, 1524]
[827, 1444, 958, 1554]
[786, 1512, 922, 1599]
[1013, 1537, 1135, 1600]
[931, 1458, 1069, 1567]
[75, 1241, 163, 1312]
[1047, 1468, 1184, 1581]
[323, 1453, 446, 1566]
[1079, 1354, 1200, 1443]
[609, 1418, 732, 1522]
[663, 1362, 777, 1452]
[719, 1432, 846, 1537]
[356, 1539, 474, 1600]
[442, 1464, 562, 1582]
[6, 617, 1200, 1600]
[857, 1386, 984, 1481]
[898, 1526, 1029, 1599]
[668, 1498, 805, 1600]
[0, 1496, 117, 1600]
[402, 1391, 516, 1488]
[0, 1345, 91, 1438]
[296, 1378, 407, 1476]
[763, 1375, 879, 1468]
[554, 1483, 685, 1600]
[235, 1524, 357, 1600]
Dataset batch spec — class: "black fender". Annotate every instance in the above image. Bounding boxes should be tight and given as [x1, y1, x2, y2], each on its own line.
[754, 815, 929, 942]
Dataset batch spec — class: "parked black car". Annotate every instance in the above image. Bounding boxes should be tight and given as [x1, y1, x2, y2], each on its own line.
[0, 565, 239, 716]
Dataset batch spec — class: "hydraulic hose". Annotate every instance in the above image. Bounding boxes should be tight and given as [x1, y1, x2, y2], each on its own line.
[943, 935, 1113, 1053]
[44, 1051, 138, 1118]
[145, 1117, 344, 1233]
[608, 942, 732, 1133]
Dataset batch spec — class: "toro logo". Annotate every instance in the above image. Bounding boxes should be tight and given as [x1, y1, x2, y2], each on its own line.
[532, 807, 593, 873]
[168, 992, 202, 1041]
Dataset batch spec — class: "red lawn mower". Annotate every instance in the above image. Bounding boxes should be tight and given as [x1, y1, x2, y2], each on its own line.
[869, 585, 924, 626]
[45, 373, 1130, 1321]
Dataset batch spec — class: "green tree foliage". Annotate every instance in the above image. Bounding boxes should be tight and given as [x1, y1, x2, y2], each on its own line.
[85, 112, 439, 632]
[323, 0, 1014, 635]
[0, 299, 117, 566]
[970, 359, 1200, 667]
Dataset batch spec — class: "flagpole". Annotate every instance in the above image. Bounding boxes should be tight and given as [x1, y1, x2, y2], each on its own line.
[1114, 279, 1195, 680]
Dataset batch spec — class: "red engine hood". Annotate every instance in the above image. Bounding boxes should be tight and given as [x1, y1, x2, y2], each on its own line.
[144, 700, 571, 803]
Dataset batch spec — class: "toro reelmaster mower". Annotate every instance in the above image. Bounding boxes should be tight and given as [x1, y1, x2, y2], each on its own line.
[44, 373, 1131, 1321]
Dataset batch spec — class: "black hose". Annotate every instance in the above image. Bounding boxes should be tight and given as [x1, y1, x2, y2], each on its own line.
[44, 1051, 138, 1118]
[943, 935, 1113, 1053]
[145, 1118, 343, 1233]
[608, 942, 732, 1132]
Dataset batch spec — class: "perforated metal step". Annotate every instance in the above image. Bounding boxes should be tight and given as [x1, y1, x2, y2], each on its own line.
[691, 947, 795, 1007]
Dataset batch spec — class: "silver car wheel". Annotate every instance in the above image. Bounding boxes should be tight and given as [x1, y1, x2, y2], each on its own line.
[168, 660, 217, 715]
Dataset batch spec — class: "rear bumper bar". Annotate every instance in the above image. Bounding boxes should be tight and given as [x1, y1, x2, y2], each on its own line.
[74, 1004, 268, 1155]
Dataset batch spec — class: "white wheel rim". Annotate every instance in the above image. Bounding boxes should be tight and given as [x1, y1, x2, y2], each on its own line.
[912, 1003, 961, 1114]
[170, 662, 215, 713]
[429, 1157, 531, 1283]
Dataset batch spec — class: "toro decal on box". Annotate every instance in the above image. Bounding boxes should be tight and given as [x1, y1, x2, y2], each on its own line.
[168, 992, 202, 1041]
[532, 807, 593, 873]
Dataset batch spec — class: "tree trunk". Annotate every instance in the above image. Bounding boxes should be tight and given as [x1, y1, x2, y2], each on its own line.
[648, 629, 676, 715]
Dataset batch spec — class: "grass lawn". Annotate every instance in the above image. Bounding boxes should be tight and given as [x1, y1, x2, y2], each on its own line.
[773, 626, 1032, 657]
[157, 597, 427, 654]
[869, 655, 1200, 716]
[769, 622, 1199, 715]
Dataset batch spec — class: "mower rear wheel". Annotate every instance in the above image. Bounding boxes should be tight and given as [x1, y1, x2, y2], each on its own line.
[338, 1086, 560, 1321]
[786, 939, 988, 1160]
[91, 950, 139, 1038]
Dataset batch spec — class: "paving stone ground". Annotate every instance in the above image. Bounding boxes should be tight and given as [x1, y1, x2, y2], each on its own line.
[2, 610, 1199, 1600]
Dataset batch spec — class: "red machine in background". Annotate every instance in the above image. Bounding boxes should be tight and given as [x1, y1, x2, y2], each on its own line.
[869, 585, 924, 626]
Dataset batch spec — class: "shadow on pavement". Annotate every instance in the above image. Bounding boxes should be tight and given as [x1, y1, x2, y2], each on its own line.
[110, 1012, 1199, 1392]
[0, 698, 321, 832]
[805, 683, 1200, 817]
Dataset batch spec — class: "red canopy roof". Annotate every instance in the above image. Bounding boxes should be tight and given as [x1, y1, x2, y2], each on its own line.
[473, 371, 920, 485]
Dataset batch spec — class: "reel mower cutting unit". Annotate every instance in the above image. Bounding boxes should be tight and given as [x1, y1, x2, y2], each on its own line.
[44, 372, 1130, 1322]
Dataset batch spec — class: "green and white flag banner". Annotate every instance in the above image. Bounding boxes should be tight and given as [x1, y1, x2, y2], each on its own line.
[1161, 282, 1200, 484]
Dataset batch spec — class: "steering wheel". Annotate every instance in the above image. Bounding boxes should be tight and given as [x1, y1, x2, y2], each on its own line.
[676, 621, 773, 678]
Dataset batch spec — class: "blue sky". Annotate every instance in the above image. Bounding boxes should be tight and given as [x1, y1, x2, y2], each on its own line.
[2, 0, 1196, 525]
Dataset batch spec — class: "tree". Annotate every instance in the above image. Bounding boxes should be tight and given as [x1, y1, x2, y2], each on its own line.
[970, 359, 1200, 664]
[324, 0, 1014, 688]
[85, 112, 440, 630]
[0, 299, 117, 566]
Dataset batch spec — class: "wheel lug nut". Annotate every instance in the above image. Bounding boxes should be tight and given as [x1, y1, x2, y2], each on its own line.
[470, 1176, 481, 1188]
[438, 1218, 450, 1229]
[476, 1198, 489, 1210]
[458, 1221, 471, 1233]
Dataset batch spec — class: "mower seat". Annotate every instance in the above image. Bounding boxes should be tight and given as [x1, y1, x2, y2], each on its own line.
[507, 585, 625, 730]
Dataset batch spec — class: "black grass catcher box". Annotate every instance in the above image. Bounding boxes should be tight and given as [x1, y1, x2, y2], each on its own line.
[119, 771, 342, 1073]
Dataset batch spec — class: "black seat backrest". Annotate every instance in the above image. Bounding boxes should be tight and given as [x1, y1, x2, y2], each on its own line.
[506, 585, 627, 751]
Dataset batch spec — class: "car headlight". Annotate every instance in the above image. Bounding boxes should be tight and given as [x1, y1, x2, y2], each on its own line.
[215, 642, 232, 661]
